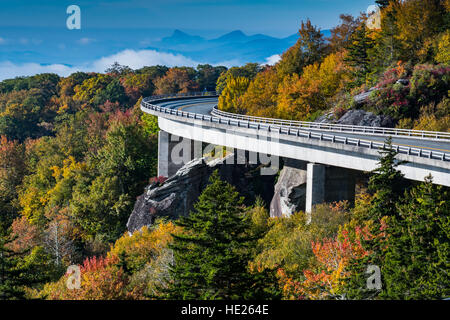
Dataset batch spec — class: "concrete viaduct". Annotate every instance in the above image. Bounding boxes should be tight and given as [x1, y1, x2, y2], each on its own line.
[141, 93, 450, 213]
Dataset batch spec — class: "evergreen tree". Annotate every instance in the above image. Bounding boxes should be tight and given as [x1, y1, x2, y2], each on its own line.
[367, 137, 408, 220]
[164, 171, 278, 300]
[342, 138, 408, 299]
[345, 23, 375, 84]
[381, 175, 450, 299]
[0, 232, 30, 299]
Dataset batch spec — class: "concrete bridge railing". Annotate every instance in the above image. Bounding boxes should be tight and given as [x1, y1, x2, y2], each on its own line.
[141, 93, 450, 213]
[141, 94, 450, 163]
[211, 106, 450, 141]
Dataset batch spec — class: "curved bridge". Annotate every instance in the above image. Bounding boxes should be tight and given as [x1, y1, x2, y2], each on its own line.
[141, 93, 450, 212]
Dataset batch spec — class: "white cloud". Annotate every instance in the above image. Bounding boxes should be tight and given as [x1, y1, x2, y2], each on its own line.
[77, 38, 95, 45]
[264, 54, 281, 66]
[91, 49, 200, 71]
[0, 49, 211, 81]
[0, 38, 6, 45]
[0, 61, 76, 80]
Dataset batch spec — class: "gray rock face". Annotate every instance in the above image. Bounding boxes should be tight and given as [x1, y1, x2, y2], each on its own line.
[270, 160, 307, 218]
[127, 155, 275, 233]
[336, 109, 394, 128]
[353, 87, 378, 106]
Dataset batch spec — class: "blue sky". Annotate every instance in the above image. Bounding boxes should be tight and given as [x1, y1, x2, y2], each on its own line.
[0, 0, 376, 79]
[1, 0, 374, 36]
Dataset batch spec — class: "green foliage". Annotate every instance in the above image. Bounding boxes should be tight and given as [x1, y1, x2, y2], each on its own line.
[0, 231, 47, 299]
[165, 171, 279, 300]
[253, 203, 350, 278]
[196, 64, 227, 91]
[215, 63, 260, 94]
[345, 24, 375, 84]
[368, 137, 408, 220]
[381, 175, 450, 299]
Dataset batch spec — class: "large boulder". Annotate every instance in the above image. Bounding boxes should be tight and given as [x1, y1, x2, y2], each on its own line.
[127, 155, 276, 233]
[270, 161, 307, 218]
[336, 109, 394, 127]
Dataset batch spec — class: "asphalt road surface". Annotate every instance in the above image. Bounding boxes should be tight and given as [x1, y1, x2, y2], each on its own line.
[154, 97, 450, 154]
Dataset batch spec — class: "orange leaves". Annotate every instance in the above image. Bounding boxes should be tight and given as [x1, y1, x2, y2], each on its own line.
[42, 221, 181, 300]
[276, 224, 371, 300]
[154, 68, 198, 95]
[240, 68, 280, 117]
[276, 50, 352, 121]
[44, 255, 141, 300]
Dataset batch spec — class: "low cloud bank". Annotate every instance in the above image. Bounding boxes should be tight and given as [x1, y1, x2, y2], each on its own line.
[0, 49, 281, 81]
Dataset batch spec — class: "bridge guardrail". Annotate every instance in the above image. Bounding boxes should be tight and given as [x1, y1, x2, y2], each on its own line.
[141, 93, 450, 163]
[211, 106, 450, 141]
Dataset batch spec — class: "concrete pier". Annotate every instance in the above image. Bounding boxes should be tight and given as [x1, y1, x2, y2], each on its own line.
[305, 163, 356, 214]
[158, 130, 202, 177]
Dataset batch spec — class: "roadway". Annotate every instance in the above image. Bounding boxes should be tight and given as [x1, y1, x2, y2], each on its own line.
[153, 97, 450, 155]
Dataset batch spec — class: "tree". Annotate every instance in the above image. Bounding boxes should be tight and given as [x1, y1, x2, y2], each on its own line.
[328, 15, 360, 52]
[164, 171, 277, 300]
[196, 64, 227, 91]
[367, 137, 408, 220]
[435, 31, 450, 64]
[297, 19, 327, 66]
[154, 68, 198, 94]
[345, 23, 375, 84]
[0, 136, 26, 231]
[0, 232, 32, 299]
[394, 0, 446, 62]
[215, 63, 260, 94]
[218, 76, 250, 114]
[105, 62, 133, 76]
[381, 175, 450, 299]
[240, 68, 280, 117]
[276, 50, 352, 120]
[276, 20, 326, 77]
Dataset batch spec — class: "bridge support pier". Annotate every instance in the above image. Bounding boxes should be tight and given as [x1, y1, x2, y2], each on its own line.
[305, 163, 356, 215]
[158, 130, 202, 178]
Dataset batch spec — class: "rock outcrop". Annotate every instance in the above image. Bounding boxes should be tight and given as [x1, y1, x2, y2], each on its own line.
[353, 87, 377, 106]
[270, 165, 307, 218]
[336, 109, 394, 127]
[127, 155, 275, 233]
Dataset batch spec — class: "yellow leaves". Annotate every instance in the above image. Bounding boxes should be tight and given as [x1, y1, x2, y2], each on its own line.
[108, 221, 182, 271]
[50, 156, 87, 180]
[218, 76, 250, 114]
[275, 51, 351, 120]
[240, 68, 280, 117]
[436, 30, 450, 65]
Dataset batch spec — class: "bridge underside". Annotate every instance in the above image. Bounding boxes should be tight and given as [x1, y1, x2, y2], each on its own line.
[158, 130, 357, 214]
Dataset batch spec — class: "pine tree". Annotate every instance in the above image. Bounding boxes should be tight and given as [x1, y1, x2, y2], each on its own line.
[0, 232, 30, 299]
[342, 138, 408, 299]
[381, 175, 450, 299]
[367, 137, 408, 220]
[164, 171, 278, 300]
[345, 23, 375, 84]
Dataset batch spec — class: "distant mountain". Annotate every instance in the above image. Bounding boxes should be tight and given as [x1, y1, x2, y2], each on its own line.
[145, 29, 328, 64]
[160, 29, 206, 46]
